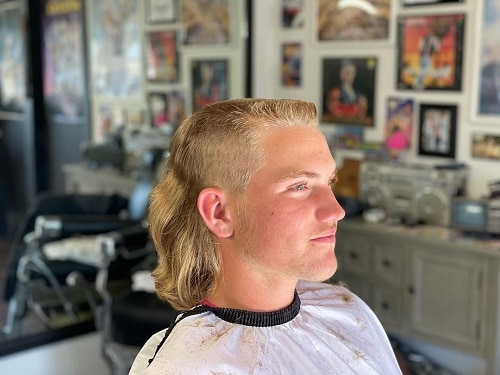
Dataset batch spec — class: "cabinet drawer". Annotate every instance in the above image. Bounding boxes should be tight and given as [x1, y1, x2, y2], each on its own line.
[372, 286, 404, 330]
[336, 236, 371, 276]
[373, 243, 404, 286]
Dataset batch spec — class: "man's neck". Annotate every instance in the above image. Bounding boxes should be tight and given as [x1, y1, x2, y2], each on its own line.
[205, 271, 298, 312]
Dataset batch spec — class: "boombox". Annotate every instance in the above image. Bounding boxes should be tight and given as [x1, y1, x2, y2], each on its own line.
[359, 161, 468, 226]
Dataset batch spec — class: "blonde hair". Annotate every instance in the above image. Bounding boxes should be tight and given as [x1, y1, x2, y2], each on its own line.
[148, 98, 318, 310]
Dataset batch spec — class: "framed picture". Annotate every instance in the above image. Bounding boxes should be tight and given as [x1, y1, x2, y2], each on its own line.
[42, 0, 86, 125]
[191, 59, 229, 112]
[148, 91, 187, 129]
[397, 14, 465, 91]
[181, 0, 230, 45]
[146, 0, 177, 24]
[0, 2, 26, 114]
[385, 97, 414, 157]
[402, 0, 465, 6]
[317, 0, 391, 41]
[322, 57, 377, 127]
[144, 30, 179, 82]
[282, 0, 305, 28]
[281, 42, 302, 87]
[89, 0, 142, 98]
[334, 126, 363, 150]
[418, 103, 457, 158]
[473, 0, 500, 120]
[471, 133, 500, 160]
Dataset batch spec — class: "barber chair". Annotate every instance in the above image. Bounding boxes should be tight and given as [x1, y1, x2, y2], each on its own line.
[95, 230, 179, 375]
[1, 149, 166, 339]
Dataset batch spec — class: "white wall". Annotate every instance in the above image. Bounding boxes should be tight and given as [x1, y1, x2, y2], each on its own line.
[0, 332, 109, 375]
[252, 0, 500, 199]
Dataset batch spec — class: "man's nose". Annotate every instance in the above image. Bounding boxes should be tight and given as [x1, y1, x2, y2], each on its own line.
[317, 187, 345, 222]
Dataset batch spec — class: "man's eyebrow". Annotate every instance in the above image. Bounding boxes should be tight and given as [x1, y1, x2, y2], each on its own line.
[277, 169, 338, 183]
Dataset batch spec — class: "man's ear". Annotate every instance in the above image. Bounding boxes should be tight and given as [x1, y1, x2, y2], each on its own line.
[197, 187, 234, 238]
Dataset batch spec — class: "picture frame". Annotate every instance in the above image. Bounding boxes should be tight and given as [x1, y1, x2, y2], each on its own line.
[0, 2, 26, 115]
[384, 97, 414, 157]
[418, 103, 457, 158]
[181, 0, 230, 45]
[396, 13, 465, 91]
[148, 91, 187, 130]
[191, 59, 229, 112]
[146, 0, 177, 24]
[281, 42, 302, 87]
[144, 30, 179, 83]
[402, 0, 465, 6]
[471, 133, 500, 160]
[472, 0, 500, 121]
[282, 0, 305, 28]
[317, 0, 391, 41]
[322, 57, 377, 127]
[89, 0, 142, 98]
[42, 0, 86, 125]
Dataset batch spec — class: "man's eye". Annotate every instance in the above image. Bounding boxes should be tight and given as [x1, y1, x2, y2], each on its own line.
[293, 183, 307, 191]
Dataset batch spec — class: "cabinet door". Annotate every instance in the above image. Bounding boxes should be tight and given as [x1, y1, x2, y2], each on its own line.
[409, 250, 485, 351]
[335, 234, 371, 276]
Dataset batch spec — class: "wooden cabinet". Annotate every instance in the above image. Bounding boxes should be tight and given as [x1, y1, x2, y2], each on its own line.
[331, 219, 500, 373]
[409, 249, 485, 352]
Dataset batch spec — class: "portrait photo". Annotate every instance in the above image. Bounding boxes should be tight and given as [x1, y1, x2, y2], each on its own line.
[397, 14, 465, 91]
[418, 103, 457, 158]
[282, 0, 305, 28]
[476, 0, 500, 117]
[191, 59, 228, 112]
[281, 42, 302, 87]
[384, 97, 414, 157]
[144, 30, 179, 83]
[322, 57, 377, 127]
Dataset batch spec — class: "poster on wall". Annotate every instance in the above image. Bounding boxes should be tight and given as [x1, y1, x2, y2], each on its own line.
[397, 13, 465, 91]
[281, 42, 302, 87]
[90, 0, 142, 98]
[42, 0, 86, 125]
[384, 97, 414, 157]
[322, 57, 377, 127]
[146, 0, 177, 24]
[144, 30, 179, 83]
[0, 3, 26, 114]
[418, 103, 457, 158]
[317, 0, 391, 41]
[282, 0, 305, 28]
[181, 0, 230, 45]
[148, 90, 186, 129]
[476, 0, 500, 118]
[472, 133, 500, 160]
[191, 59, 228, 112]
[402, 0, 465, 5]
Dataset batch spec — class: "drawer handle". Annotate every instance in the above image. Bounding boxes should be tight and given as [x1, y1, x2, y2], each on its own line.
[349, 252, 358, 260]
[408, 286, 415, 295]
[381, 301, 390, 310]
[382, 259, 392, 268]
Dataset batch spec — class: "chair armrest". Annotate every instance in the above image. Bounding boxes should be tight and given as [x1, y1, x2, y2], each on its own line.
[97, 223, 151, 266]
[35, 215, 140, 238]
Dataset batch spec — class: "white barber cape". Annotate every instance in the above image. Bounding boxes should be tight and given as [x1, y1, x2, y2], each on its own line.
[129, 280, 402, 374]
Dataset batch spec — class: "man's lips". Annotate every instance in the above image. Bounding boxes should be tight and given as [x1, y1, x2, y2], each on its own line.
[311, 230, 337, 243]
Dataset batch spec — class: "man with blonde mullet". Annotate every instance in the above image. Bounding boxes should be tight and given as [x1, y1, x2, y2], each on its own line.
[130, 98, 401, 374]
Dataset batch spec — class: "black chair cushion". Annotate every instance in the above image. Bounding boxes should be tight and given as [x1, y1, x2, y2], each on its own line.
[111, 291, 179, 347]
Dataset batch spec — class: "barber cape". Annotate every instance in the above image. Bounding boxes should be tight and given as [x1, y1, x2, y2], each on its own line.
[129, 280, 402, 374]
